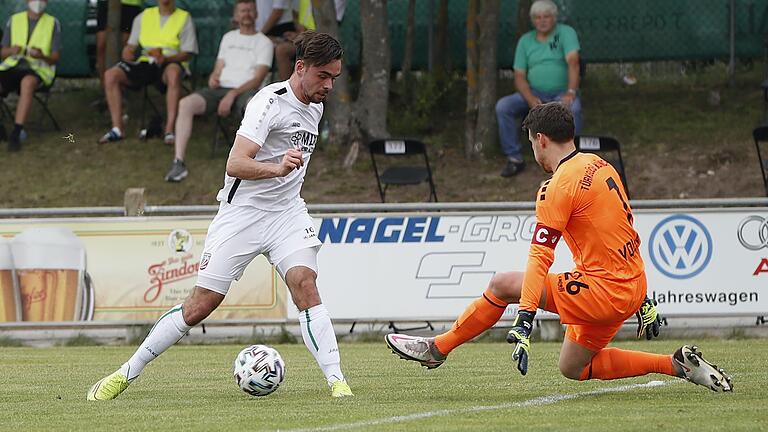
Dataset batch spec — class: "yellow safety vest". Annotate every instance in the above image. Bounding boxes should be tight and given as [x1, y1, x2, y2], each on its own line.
[121, 0, 144, 6]
[0, 12, 56, 86]
[297, 0, 316, 30]
[137, 7, 189, 69]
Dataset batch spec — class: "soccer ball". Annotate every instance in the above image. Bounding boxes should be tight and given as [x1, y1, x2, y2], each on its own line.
[233, 344, 286, 396]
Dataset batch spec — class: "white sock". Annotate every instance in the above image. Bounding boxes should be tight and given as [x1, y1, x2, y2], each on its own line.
[111, 127, 122, 137]
[298, 304, 344, 385]
[119, 304, 191, 381]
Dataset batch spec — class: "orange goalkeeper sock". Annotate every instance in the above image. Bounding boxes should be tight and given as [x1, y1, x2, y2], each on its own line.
[579, 347, 675, 380]
[434, 289, 508, 355]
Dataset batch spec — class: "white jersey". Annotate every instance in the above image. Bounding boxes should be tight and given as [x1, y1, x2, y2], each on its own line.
[217, 81, 322, 211]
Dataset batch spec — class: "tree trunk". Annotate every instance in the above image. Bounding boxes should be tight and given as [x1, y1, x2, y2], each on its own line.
[464, 0, 478, 159]
[473, 0, 499, 157]
[516, 0, 533, 39]
[432, 0, 450, 78]
[105, 0, 122, 67]
[359, 0, 390, 140]
[312, 0, 357, 149]
[401, 0, 416, 78]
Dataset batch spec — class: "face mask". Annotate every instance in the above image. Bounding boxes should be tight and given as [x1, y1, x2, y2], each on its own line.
[29, 1, 47, 14]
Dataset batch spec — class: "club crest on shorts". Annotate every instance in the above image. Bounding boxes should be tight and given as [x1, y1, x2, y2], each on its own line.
[200, 253, 211, 270]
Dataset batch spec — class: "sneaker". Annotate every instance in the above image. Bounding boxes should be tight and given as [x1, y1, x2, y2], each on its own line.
[7, 127, 20, 152]
[384, 334, 446, 369]
[500, 158, 525, 177]
[98, 128, 123, 145]
[163, 132, 175, 146]
[164, 159, 188, 182]
[330, 380, 353, 398]
[673, 345, 733, 392]
[86, 370, 132, 401]
[8, 127, 24, 152]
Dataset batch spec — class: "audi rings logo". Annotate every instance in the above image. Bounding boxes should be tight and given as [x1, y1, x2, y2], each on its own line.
[648, 214, 712, 279]
[737, 215, 768, 250]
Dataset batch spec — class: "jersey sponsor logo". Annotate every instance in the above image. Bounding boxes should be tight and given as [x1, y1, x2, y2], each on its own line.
[736, 215, 768, 250]
[531, 223, 561, 248]
[648, 214, 712, 279]
[290, 131, 317, 153]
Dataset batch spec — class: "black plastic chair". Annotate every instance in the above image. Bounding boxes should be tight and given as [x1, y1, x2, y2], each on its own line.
[369, 138, 438, 202]
[0, 78, 60, 131]
[752, 126, 768, 196]
[575, 135, 630, 198]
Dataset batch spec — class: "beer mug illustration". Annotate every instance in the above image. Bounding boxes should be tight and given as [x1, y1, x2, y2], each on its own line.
[0, 237, 21, 322]
[11, 227, 94, 322]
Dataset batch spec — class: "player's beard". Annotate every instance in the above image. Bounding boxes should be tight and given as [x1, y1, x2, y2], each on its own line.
[311, 91, 329, 103]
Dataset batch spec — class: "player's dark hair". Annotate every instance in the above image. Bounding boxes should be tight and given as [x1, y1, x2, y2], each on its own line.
[294, 31, 344, 67]
[522, 102, 575, 144]
[235, 0, 255, 4]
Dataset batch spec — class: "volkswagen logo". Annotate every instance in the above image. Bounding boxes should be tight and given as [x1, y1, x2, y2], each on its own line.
[648, 215, 712, 279]
[737, 215, 768, 250]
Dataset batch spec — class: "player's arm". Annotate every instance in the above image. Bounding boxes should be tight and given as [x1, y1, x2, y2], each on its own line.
[226, 135, 303, 180]
[508, 181, 570, 375]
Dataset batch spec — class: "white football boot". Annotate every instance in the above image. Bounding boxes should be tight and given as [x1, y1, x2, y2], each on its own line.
[673, 345, 733, 392]
[385, 334, 446, 369]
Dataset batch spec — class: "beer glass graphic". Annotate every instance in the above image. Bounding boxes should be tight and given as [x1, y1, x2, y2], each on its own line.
[12, 228, 94, 322]
[0, 237, 21, 322]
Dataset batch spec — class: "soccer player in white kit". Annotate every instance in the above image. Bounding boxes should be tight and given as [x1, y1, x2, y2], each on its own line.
[88, 31, 352, 400]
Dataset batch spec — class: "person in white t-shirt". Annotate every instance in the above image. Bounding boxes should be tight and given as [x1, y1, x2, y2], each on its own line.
[87, 31, 353, 401]
[165, 0, 273, 182]
[257, 0, 300, 80]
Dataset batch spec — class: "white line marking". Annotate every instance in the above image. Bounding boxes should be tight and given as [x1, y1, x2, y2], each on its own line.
[283, 380, 675, 432]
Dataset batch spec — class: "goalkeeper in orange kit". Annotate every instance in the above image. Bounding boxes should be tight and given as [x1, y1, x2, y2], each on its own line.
[386, 102, 732, 392]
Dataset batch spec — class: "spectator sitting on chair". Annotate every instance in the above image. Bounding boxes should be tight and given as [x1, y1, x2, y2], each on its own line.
[99, 0, 197, 146]
[0, 0, 61, 152]
[164, 0, 273, 183]
[496, 0, 582, 177]
[257, 0, 299, 81]
[95, 1, 145, 90]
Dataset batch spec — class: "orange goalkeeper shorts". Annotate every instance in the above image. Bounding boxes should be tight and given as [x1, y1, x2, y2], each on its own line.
[542, 270, 647, 351]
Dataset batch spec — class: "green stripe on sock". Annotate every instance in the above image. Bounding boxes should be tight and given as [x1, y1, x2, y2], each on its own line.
[305, 309, 319, 352]
[147, 305, 182, 337]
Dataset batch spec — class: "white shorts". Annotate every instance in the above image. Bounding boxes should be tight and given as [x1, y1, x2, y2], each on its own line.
[196, 202, 321, 295]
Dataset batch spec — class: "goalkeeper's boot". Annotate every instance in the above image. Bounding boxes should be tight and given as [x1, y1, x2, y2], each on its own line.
[330, 380, 354, 398]
[86, 370, 132, 401]
[385, 334, 446, 369]
[673, 345, 733, 392]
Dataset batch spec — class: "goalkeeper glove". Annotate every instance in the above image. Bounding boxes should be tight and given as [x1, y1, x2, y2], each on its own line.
[506, 310, 535, 376]
[635, 296, 662, 340]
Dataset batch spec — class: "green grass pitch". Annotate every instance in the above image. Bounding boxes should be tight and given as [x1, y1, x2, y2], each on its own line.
[0, 339, 765, 431]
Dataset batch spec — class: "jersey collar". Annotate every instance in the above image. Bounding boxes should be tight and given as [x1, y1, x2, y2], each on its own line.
[556, 149, 579, 171]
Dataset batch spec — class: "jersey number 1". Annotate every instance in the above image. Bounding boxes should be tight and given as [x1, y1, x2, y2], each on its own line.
[606, 177, 633, 223]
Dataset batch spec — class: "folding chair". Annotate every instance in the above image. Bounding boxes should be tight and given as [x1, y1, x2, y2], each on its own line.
[136, 80, 193, 140]
[574, 135, 630, 198]
[0, 79, 60, 132]
[369, 138, 438, 202]
[211, 114, 234, 158]
[752, 126, 768, 196]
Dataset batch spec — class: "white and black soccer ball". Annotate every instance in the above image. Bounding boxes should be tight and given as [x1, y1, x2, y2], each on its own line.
[233, 344, 286, 396]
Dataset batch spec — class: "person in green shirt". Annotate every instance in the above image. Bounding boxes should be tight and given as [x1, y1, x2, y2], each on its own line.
[497, 0, 582, 177]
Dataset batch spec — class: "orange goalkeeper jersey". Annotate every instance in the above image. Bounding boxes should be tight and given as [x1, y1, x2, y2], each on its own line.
[519, 151, 644, 313]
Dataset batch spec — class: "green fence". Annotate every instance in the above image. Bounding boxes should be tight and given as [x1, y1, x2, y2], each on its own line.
[0, 0, 765, 78]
